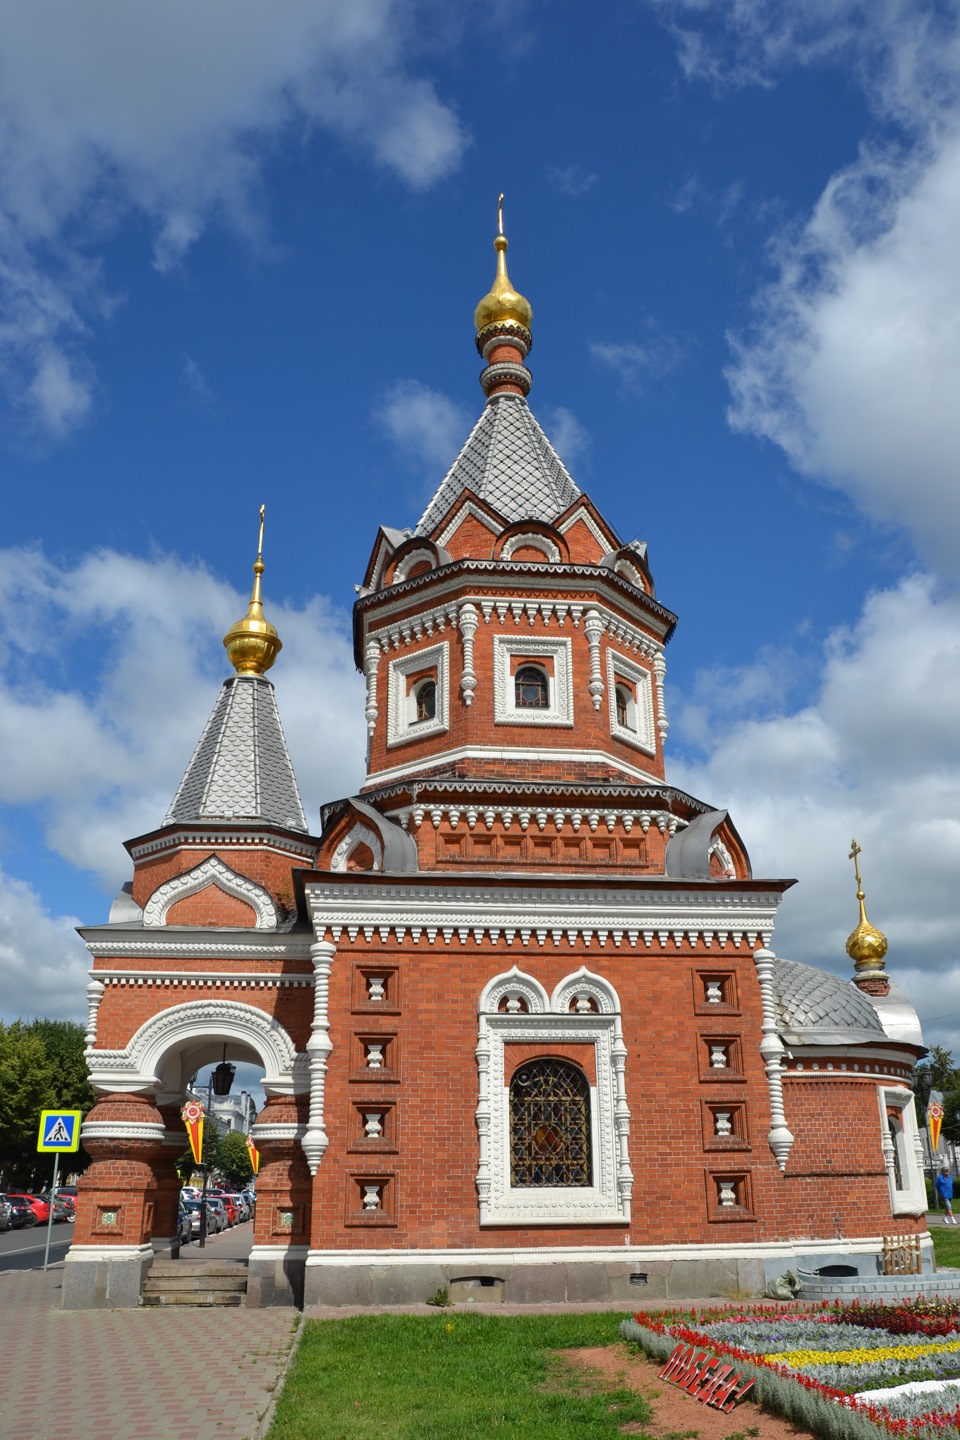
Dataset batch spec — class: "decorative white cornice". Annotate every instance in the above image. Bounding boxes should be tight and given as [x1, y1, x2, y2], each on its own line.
[367, 743, 663, 788]
[91, 972, 313, 990]
[81, 1121, 166, 1143]
[390, 800, 685, 836]
[142, 855, 278, 930]
[84, 939, 313, 959]
[128, 830, 316, 863]
[250, 1123, 307, 1142]
[303, 879, 780, 950]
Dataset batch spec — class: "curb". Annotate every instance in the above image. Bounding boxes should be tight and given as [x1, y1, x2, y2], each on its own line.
[254, 1314, 306, 1440]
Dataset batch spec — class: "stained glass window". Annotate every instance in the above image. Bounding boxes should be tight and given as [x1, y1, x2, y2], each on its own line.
[515, 665, 548, 709]
[510, 1059, 591, 1187]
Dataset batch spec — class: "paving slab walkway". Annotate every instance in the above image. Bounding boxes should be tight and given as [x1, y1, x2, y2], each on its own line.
[0, 1227, 297, 1440]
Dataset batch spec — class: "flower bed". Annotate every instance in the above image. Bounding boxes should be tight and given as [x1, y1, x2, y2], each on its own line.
[620, 1301, 960, 1440]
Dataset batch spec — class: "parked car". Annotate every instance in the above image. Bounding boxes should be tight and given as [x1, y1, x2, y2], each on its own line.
[205, 1197, 229, 1231]
[210, 1193, 237, 1225]
[5, 1193, 49, 1224]
[39, 1193, 72, 1223]
[223, 1192, 249, 1222]
[0, 1194, 12, 1231]
[241, 1190, 256, 1217]
[182, 1199, 224, 1237]
[5, 1196, 38, 1228]
[177, 1203, 193, 1245]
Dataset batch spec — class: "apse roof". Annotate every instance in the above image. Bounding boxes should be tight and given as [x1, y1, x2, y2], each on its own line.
[165, 673, 307, 832]
[416, 393, 581, 537]
[773, 956, 886, 1046]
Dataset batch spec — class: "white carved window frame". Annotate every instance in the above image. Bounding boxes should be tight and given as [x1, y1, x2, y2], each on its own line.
[329, 822, 383, 874]
[606, 649, 655, 754]
[476, 966, 631, 1226]
[494, 635, 573, 728]
[500, 532, 561, 563]
[142, 855, 278, 929]
[878, 1086, 926, 1216]
[392, 548, 436, 584]
[386, 641, 449, 748]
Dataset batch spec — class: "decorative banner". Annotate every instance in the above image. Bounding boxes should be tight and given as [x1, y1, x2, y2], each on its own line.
[246, 1134, 260, 1176]
[181, 1101, 205, 1166]
[929, 1100, 945, 1152]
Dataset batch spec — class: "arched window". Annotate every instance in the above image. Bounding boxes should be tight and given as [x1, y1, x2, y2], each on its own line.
[515, 665, 549, 709]
[510, 1059, 591, 1187]
[615, 685, 630, 728]
[413, 679, 436, 723]
[888, 1116, 905, 1191]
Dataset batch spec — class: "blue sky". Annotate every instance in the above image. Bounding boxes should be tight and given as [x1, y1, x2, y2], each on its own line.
[3, 0, 960, 1061]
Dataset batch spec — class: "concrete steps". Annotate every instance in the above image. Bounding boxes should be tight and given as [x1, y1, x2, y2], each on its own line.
[141, 1260, 248, 1308]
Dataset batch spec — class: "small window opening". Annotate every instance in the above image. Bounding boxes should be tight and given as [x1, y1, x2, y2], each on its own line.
[515, 665, 549, 709]
[615, 685, 630, 727]
[414, 679, 436, 723]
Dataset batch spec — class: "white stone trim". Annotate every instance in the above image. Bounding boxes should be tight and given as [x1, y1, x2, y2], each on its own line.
[392, 547, 439, 584]
[86, 998, 303, 1099]
[92, 971, 313, 989]
[330, 823, 383, 874]
[64, 1243, 154, 1265]
[250, 1123, 307, 1142]
[396, 801, 685, 836]
[435, 500, 505, 549]
[557, 504, 613, 551]
[607, 649, 656, 755]
[500, 532, 561, 563]
[80, 1122, 166, 1143]
[85, 941, 313, 958]
[476, 967, 631, 1226]
[386, 641, 449, 748]
[129, 831, 317, 862]
[86, 978, 105, 1047]
[368, 743, 662, 787]
[142, 856, 278, 930]
[458, 602, 479, 707]
[364, 641, 381, 743]
[478, 967, 549, 1015]
[302, 941, 336, 1176]
[250, 1243, 310, 1260]
[879, 1086, 927, 1215]
[753, 948, 794, 1171]
[494, 635, 573, 728]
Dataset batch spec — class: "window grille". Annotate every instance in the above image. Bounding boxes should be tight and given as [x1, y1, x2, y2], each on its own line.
[510, 1059, 591, 1187]
[515, 665, 549, 709]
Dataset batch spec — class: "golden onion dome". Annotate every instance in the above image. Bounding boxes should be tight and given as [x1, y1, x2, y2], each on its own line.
[474, 194, 533, 342]
[223, 505, 282, 676]
[844, 839, 888, 972]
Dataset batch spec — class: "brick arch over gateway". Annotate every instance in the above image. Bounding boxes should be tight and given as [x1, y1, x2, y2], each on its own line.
[86, 999, 304, 1101]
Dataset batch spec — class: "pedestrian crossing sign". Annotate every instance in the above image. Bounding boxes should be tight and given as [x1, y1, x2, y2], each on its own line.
[37, 1110, 82, 1153]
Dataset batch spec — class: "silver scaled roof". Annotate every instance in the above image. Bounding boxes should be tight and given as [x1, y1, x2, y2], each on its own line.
[165, 674, 307, 832]
[416, 393, 581, 537]
[773, 957, 886, 1046]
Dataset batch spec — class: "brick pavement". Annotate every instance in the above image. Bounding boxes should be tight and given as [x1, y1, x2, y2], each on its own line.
[0, 1227, 298, 1440]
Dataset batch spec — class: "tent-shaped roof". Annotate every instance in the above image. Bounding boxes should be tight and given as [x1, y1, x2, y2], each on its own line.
[416, 393, 580, 537]
[165, 673, 307, 832]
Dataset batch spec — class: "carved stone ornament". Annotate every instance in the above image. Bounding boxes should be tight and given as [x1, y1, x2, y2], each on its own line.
[142, 855, 278, 930]
[330, 822, 383, 874]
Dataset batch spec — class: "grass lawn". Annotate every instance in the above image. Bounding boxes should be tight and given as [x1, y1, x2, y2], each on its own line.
[267, 1311, 650, 1439]
[932, 1222, 960, 1268]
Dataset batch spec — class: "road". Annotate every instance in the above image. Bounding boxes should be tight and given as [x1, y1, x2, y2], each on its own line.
[0, 1223, 73, 1273]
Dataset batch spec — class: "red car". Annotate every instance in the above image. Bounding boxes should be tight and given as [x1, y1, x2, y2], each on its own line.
[209, 1192, 236, 1225]
[6, 1193, 50, 1224]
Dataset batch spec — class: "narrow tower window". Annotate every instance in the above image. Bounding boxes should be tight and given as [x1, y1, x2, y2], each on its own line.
[414, 679, 436, 723]
[515, 665, 549, 709]
[510, 1059, 591, 1187]
[615, 685, 630, 728]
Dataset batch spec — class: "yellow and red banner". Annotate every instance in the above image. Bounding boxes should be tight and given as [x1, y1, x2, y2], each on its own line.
[181, 1100, 205, 1165]
[928, 1100, 944, 1152]
[246, 1134, 260, 1176]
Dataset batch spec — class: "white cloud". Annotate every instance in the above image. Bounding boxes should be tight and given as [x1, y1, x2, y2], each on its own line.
[0, 868, 88, 1025]
[377, 379, 471, 474]
[0, 0, 467, 436]
[590, 333, 683, 395]
[0, 546, 365, 896]
[546, 164, 598, 197]
[670, 573, 960, 1047]
[539, 405, 591, 469]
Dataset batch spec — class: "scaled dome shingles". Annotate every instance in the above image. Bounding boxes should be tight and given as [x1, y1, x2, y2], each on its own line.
[773, 956, 885, 1045]
[416, 394, 581, 537]
[165, 675, 307, 832]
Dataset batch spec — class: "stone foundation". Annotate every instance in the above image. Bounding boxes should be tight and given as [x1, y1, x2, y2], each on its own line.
[61, 1245, 155, 1310]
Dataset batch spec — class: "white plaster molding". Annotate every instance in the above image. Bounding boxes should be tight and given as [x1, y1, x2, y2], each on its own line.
[458, 602, 479, 707]
[614, 558, 645, 590]
[653, 654, 669, 746]
[86, 977, 105, 1047]
[493, 635, 573, 728]
[129, 831, 316, 863]
[80, 1122, 166, 1143]
[500, 532, 561, 563]
[476, 967, 632, 1225]
[478, 967, 549, 1015]
[557, 505, 612, 551]
[85, 941, 312, 959]
[606, 649, 656, 755]
[142, 855, 278, 930]
[86, 998, 301, 1098]
[753, 947, 795, 1171]
[386, 641, 449, 748]
[552, 967, 620, 1016]
[250, 1243, 310, 1260]
[392, 548, 438, 584]
[302, 941, 336, 1176]
[250, 1123, 307, 1142]
[584, 609, 605, 711]
[709, 839, 736, 879]
[330, 823, 382, 874]
[95, 972, 313, 989]
[878, 1085, 927, 1216]
[435, 500, 504, 550]
[367, 743, 663, 788]
[364, 640, 381, 746]
[64, 1244, 154, 1265]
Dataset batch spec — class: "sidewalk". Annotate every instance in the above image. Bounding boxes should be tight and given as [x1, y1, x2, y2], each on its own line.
[0, 1227, 297, 1440]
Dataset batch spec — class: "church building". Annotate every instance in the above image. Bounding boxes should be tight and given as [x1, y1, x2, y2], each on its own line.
[63, 216, 928, 1310]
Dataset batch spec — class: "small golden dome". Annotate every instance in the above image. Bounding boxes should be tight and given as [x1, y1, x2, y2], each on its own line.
[474, 195, 533, 342]
[845, 839, 888, 972]
[223, 505, 282, 676]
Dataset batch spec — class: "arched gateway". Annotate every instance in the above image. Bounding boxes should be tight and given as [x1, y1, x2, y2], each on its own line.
[65, 218, 928, 1310]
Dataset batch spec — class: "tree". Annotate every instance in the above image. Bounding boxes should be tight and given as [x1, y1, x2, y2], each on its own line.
[914, 1045, 957, 1111]
[0, 1019, 94, 1189]
[218, 1129, 255, 1189]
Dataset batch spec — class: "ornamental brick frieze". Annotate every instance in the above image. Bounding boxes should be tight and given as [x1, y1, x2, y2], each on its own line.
[394, 801, 685, 835]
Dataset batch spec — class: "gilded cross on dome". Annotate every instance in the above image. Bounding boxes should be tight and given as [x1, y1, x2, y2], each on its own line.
[222, 503, 282, 676]
[845, 837, 888, 973]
